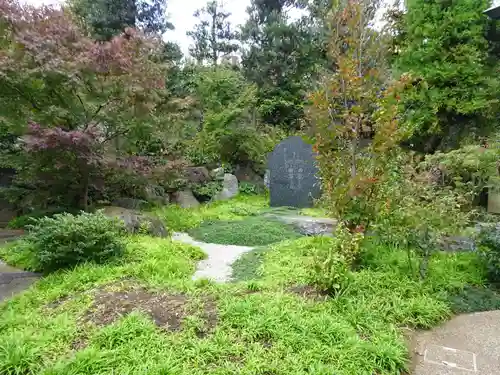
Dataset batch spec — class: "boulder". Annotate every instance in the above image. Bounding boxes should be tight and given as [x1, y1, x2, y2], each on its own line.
[145, 185, 170, 205]
[214, 174, 239, 201]
[102, 206, 168, 237]
[112, 198, 148, 210]
[185, 167, 211, 184]
[171, 189, 200, 208]
[234, 165, 264, 186]
[210, 167, 225, 180]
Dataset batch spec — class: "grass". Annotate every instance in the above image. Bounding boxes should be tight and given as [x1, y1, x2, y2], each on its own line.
[0, 196, 493, 375]
[231, 247, 269, 281]
[188, 216, 302, 246]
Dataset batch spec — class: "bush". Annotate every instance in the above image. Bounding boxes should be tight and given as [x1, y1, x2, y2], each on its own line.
[239, 182, 261, 195]
[15, 211, 126, 273]
[309, 223, 364, 294]
[191, 181, 222, 202]
[477, 224, 500, 284]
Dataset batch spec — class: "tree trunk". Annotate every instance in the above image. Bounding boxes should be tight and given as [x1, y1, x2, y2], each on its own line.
[211, 5, 218, 67]
[81, 171, 90, 212]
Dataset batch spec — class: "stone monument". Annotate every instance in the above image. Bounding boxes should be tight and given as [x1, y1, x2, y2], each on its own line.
[268, 136, 321, 208]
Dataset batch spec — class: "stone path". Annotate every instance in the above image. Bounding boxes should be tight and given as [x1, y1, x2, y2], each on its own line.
[411, 310, 500, 374]
[0, 229, 40, 302]
[0, 261, 40, 302]
[172, 232, 254, 282]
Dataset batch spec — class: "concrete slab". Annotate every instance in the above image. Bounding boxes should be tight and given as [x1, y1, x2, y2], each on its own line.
[412, 311, 500, 374]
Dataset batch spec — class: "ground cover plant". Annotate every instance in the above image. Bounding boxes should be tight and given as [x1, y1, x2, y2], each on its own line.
[0, 195, 493, 375]
[188, 216, 302, 246]
[157, 195, 270, 232]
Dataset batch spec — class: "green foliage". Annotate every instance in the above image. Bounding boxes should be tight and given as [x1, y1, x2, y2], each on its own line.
[448, 285, 500, 314]
[238, 182, 261, 195]
[12, 211, 126, 273]
[188, 67, 274, 168]
[374, 158, 475, 250]
[69, 0, 171, 41]
[395, 0, 499, 151]
[187, 0, 239, 66]
[191, 181, 222, 202]
[240, 0, 321, 130]
[477, 224, 500, 284]
[420, 144, 500, 196]
[231, 247, 269, 281]
[308, 0, 398, 231]
[309, 223, 364, 294]
[7, 208, 80, 229]
[158, 194, 269, 232]
[188, 216, 302, 246]
[0, 228, 492, 375]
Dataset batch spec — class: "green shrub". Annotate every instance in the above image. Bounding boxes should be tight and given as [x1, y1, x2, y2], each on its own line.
[477, 224, 500, 284]
[309, 223, 363, 294]
[239, 182, 261, 195]
[14, 211, 126, 273]
[191, 181, 222, 202]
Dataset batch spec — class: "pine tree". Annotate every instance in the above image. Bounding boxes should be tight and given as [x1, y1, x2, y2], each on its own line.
[187, 1, 239, 66]
[395, 0, 499, 152]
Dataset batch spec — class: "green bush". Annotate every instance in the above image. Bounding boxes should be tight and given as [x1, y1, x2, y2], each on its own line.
[191, 181, 222, 202]
[14, 211, 126, 273]
[239, 182, 261, 195]
[477, 224, 500, 284]
[309, 223, 363, 294]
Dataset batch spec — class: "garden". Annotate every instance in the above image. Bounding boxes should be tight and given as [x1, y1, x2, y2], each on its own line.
[2, 0, 500, 374]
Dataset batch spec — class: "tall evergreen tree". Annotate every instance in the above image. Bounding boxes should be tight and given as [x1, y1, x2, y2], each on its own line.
[69, 0, 172, 41]
[187, 1, 239, 66]
[240, 0, 319, 130]
[395, 0, 499, 152]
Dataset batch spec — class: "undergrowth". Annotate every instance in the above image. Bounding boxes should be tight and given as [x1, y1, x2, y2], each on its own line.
[158, 195, 269, 232]
[188, 216, 302, 246]
[0, 198, 491, 375]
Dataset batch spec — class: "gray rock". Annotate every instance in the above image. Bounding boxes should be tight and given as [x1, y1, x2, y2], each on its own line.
[145, 185, 170, 205]
[102, 206, 168, 237]
[185, 166, 211, 184]
[210, 167, 225, 180]
[234, 165, 264, 186]
[438, 235, 476, 252]
[215, 174, 239, 201]
[268, 136, 321, 208]
[171, 190, 200, 208]
[112, 198, 148, 210]
[267, 214, 337, 236]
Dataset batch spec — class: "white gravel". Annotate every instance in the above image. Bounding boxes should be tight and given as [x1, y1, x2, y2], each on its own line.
[172, 232, 254, 282]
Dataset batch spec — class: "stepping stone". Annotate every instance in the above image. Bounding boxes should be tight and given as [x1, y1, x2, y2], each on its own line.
[411, 310, 500, 374]
[172, 232, 254, 283]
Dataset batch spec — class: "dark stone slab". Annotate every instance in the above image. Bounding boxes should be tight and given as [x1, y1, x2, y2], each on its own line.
[268, 136, 321, 208]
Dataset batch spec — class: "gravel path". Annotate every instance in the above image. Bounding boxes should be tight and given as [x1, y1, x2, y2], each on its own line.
[172, 232, 254, 282]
